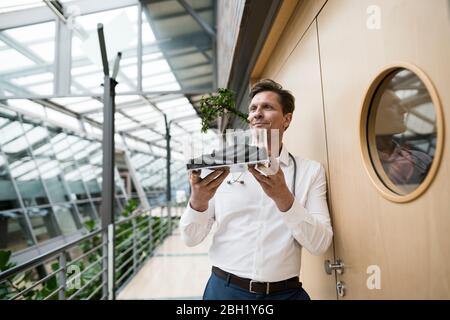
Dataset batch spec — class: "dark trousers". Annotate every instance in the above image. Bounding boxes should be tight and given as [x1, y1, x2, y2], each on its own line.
[202, 272, 311, 300]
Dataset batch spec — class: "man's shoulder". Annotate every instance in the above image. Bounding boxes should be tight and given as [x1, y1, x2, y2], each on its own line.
[291, 155, 323, 173]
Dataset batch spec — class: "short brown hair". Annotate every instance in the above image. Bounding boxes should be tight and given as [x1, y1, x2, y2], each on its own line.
[249, 79, 295, 114]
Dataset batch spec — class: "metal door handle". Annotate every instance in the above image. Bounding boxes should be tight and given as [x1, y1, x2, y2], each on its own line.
[324, 259, 344, 274]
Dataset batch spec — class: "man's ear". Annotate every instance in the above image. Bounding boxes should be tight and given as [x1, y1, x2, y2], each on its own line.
[284, 113, 292, 130]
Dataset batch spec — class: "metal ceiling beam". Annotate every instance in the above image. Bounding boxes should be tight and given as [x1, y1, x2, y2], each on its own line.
[54, 20, 72, 95]
[123, 124, 156, 133]
[0, 97, 181, 156]
[153, 6, 212, 21]
[0, 0, 138, 30]
[117, 109, 164, 138]
[0, 45, 203, 83]
[176, 0, 215, 38]
[0, 32, 210, 80]
[141, 97, 189, 135]
[2, 89, 214, 100]
[0, 6, 56, 30]
[0, 33, 46, 65]
[138, 94, 190, 135]
[0, 68, 93, 100]
[138, 61, 212, 84]
[62, 0, 138, 16]
[82, 100, 150, 115]
[0, 91, 189, 170]
[43, 0, 66, 23]
[199, 49, 212, 64]
[141, 2, 186, 93]
[178, 71, 212, 82]
[0, 36, 54, 49]
[0, 79, 30, 95]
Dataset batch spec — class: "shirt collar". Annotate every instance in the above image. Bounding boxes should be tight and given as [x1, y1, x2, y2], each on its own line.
[277, 144, 290, 166]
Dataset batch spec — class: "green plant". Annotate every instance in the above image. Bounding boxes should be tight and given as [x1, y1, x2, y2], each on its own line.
[120, 198, 138, 218]
[0, 250, 17, 299]
[114, 199, 140, 287]
[0, 250, 54, 300]
[199, 88, 249, 133]
[33, 262, 59, 300]
[0, 250, 14, 273]
[80, 219, 101, 258]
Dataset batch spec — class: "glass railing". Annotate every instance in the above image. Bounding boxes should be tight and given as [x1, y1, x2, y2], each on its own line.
[0, 202, 183, 300]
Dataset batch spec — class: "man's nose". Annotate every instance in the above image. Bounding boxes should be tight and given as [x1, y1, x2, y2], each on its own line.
[249, 113, 263, 122]
[252, 106, 263, 119]
[253, 112, 263, 119]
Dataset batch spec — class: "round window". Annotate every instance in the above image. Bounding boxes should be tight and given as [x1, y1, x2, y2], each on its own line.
[361, 64, 444, 202]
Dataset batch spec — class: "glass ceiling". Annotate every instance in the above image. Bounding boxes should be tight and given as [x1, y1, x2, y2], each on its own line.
[0, 0, 218, 155]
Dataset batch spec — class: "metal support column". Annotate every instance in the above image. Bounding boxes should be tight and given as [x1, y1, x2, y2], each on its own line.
[164, 115, 172, 233]
[58, 252, 67, 300]
[54, 19, 72, 95]
[98, 23, 122, 301]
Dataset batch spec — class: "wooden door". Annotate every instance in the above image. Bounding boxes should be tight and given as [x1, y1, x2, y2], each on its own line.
[260, 20, 337, 300]
[317, 0, 450, 299]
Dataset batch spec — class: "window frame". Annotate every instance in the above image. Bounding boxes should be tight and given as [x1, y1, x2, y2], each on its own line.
[359, 63, 445, 203]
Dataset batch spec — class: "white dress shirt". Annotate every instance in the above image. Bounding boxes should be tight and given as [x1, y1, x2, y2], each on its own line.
[180, 145, 333, 282]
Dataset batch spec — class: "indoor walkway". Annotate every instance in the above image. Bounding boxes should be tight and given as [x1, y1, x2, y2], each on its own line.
[117, 227, 213, 300]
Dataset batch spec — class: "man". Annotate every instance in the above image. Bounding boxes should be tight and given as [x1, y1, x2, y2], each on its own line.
[180, 79, 333, 300]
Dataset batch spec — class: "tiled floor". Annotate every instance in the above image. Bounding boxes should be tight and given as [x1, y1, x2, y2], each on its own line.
[117, 229, 213, 300]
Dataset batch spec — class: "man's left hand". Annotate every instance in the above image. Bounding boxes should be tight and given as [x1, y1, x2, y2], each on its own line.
[248, 165, 295, 212]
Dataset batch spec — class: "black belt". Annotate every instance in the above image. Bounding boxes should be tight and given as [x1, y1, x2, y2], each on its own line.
[212, 266, 302, 295]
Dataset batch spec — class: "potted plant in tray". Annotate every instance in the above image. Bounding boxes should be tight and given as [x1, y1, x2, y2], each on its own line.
[186, 89, 269, 170]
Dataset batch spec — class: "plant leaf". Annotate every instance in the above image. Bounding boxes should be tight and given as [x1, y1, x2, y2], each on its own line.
[0, 250, 12, 272]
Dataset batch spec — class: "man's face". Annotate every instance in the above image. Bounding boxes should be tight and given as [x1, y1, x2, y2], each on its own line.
[247, 91, 292, 136]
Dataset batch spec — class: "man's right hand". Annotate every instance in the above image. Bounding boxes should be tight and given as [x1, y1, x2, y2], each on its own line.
[189, 167, 230, 212]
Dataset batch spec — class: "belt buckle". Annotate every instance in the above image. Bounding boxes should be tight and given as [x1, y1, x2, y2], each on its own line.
[249, 280, 270, 294]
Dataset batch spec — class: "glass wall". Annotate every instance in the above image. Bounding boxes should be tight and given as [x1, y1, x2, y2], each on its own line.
[0, 0, 208, 260]
[0, 21, 56, 97]
[70, 6, 138, 95]
[0, 106, 128, 254]
[128, 152, 169, 207]
[0, 210, 34, 252]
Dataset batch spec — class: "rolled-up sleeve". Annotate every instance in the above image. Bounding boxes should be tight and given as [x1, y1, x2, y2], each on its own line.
[279, 165, 333, 255]
[179, 198, 215, 247]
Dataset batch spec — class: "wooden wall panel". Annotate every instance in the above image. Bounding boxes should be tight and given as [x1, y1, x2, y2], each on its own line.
[317, 0, 450, 298]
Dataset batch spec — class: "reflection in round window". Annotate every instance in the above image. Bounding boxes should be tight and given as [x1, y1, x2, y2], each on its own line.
[369, 68, 436, 196]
